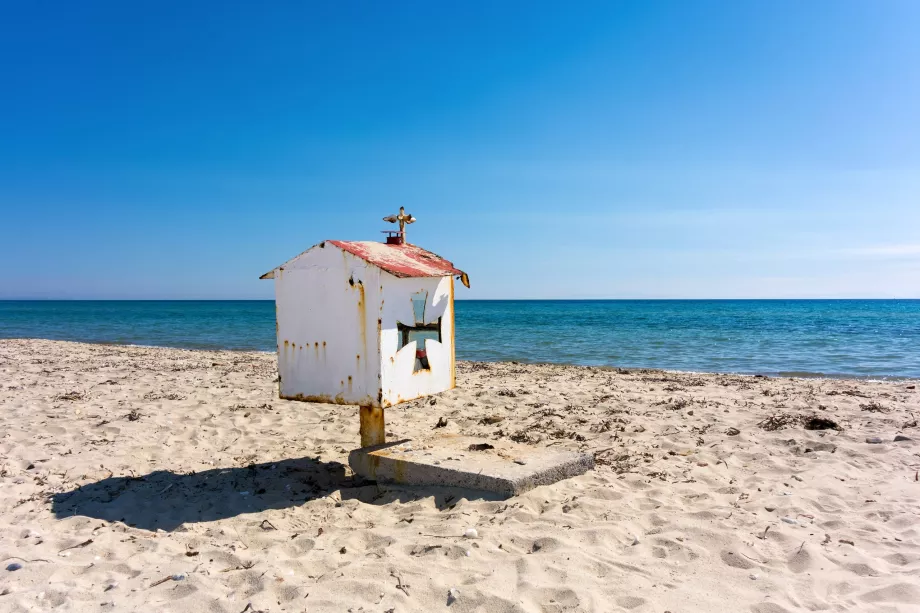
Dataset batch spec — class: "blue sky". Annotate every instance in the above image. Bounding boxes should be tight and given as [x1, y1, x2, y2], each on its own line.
[1, 1, 918, 299]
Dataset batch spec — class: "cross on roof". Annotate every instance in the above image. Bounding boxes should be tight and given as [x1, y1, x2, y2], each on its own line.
[382, 207, 416, 241]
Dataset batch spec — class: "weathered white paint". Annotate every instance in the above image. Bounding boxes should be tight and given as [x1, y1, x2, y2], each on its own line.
[274, 243, 381, 405]
[270, 242, 456, 408]
[379, 274, 454, 407]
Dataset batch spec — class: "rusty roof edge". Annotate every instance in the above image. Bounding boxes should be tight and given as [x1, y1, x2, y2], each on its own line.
[329, 240, 465, 277]
[376, 265, 468, 280]
[379, 266, 470, 288]
[259, 240, 470, 285]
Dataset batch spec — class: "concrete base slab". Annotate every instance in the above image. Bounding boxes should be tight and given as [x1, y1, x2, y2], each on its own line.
[348, 434, 593, 498]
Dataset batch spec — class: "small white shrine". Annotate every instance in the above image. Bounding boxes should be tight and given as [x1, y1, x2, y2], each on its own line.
[260, 209, 469, 446]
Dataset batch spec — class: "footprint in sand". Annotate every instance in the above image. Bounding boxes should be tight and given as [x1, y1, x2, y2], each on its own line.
[882, 552, 915, 567]
[720, 550, 756, 570]
[750, 604, 793, 613]
[858, 582, 920, 606]
[843, 562, 881, 577]
[787, 547, 814, 574]
[615, 595, 646, 609]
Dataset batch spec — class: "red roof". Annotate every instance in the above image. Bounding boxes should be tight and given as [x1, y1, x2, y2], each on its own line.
[261, 241, 469, 287]
[328, 241, 466, 281]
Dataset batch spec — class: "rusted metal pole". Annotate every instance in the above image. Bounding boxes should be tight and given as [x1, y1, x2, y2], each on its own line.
[359, 405, 385, 447]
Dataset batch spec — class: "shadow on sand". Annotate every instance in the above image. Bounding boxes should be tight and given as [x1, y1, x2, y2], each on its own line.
[51, 456, 500, 531]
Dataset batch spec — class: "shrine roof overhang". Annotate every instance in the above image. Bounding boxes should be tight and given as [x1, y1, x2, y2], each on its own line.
[259, 241, 470, 288]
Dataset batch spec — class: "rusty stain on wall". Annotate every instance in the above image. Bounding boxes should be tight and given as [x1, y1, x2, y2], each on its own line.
[357, 279, 367, 357]
[280, 392, 376, 406]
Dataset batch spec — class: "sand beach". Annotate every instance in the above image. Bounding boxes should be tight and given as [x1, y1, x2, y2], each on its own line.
[1, 338, 918, 612]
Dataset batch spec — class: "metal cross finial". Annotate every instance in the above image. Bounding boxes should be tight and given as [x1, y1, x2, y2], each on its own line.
[383, 207, 416, 241]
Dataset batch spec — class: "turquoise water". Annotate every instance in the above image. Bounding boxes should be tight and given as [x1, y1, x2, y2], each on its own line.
[1, 300, 918, 378]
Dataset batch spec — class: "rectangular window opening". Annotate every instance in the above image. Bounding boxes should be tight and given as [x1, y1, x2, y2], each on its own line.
[397, 317, 441, 372]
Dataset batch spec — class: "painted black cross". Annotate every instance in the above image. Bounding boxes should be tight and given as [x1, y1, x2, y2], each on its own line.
[397, 291, 441, 371]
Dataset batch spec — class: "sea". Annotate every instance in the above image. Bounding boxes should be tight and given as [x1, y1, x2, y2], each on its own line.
[1, 300, 918, 379]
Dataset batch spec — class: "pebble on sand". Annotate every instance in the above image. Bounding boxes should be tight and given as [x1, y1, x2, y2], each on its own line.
[6, 562, 23, 572]
[865, 437, 884, 444]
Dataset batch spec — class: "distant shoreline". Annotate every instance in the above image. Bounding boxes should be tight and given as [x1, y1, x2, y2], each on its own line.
[3, 337, 917, 382]
[2, 298, 919, 302]
[3, 300, 918, 379]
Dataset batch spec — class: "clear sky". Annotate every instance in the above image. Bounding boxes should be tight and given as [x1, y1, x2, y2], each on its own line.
[1, 1, 918, 299]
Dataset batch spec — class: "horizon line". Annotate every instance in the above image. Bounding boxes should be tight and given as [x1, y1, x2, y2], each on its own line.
[2, 297, 918, 302]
